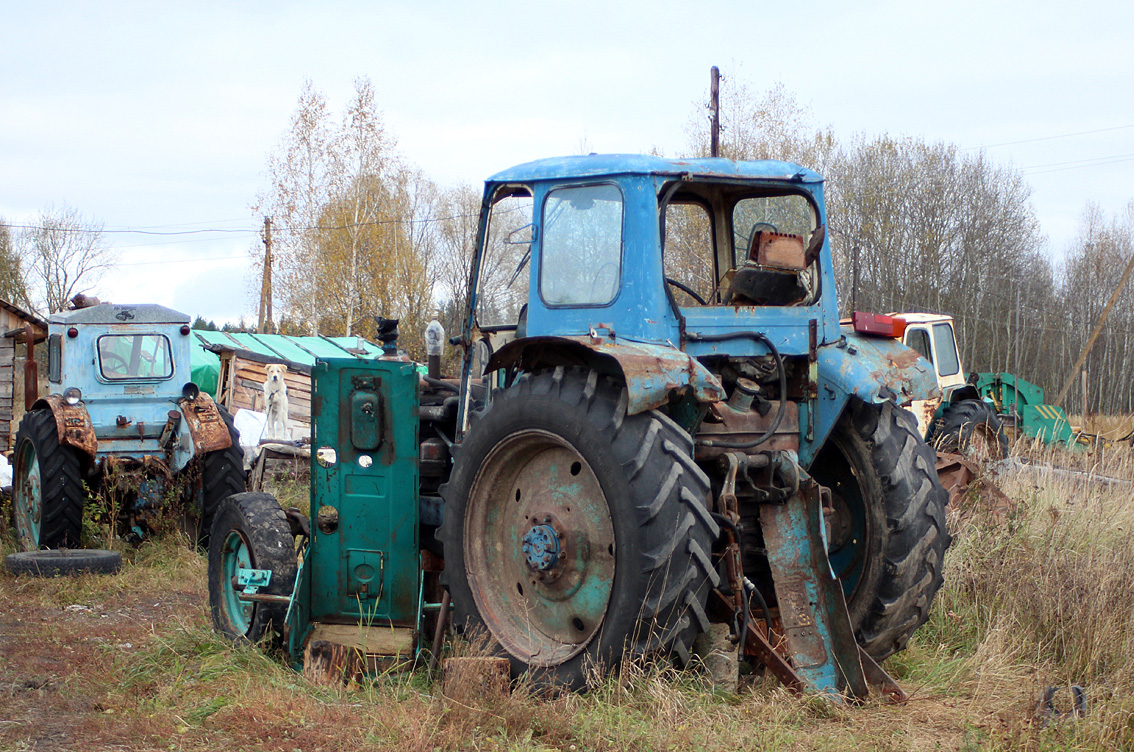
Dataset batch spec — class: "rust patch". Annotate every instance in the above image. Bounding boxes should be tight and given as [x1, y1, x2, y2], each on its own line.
[42, 394, 97, 460]
[178, 392, 232, 453]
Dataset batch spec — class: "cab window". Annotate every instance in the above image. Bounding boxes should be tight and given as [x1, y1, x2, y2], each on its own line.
[97, 334, 173, 380]
[932, 323, 960, 377]
[540, 184, 623, 306]
[664, 202, 716, 304]
[906, 328, 933, 363]
[475, 190, 533, 328]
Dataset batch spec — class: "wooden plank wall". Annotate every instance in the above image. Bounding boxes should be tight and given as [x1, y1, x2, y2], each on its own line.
[224, 355, 313, 431]
[0, 336, 13, 453]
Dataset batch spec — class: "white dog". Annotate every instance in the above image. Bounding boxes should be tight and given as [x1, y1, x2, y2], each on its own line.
[262, 363, 290, 440]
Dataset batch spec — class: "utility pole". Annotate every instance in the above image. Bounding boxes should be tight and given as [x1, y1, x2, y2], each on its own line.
[710, 66, 720, 158]
[258, 217, 273, 333]
[1054, 249, 1134, 407]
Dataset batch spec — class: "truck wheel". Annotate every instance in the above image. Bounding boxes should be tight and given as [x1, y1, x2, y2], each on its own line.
[208, 492, 296, 644]
[811, 399, 951, 660]
[191, 405, 247, 546]
[933, 399, 1009, 460]
[11, 408, 85, 550]
[440, 367, 719, 691]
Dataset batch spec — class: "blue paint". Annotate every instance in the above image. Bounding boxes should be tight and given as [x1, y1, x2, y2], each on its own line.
[521, 524, 561, 571]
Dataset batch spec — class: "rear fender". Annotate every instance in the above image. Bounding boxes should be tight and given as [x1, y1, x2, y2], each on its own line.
[31, 395, 97, 461]
[804, 329, 940, 465]
[484, 335, 725, 415]
[178, 392, 234, 455]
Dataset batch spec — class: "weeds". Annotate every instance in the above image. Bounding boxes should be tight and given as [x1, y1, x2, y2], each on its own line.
[4, 450, 1134, 750]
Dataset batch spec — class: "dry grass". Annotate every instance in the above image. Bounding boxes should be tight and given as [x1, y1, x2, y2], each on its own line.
[3, 441, 1134, 750]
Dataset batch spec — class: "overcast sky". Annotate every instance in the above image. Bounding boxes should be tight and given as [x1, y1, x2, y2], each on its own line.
[2, 1, 1131, 323]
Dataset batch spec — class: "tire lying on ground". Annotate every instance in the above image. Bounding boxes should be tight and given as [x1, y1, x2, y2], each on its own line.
[208, 492, 297, 645]
[440, 367, 719, 691]
[932, 399, 1009, 460]
[810, 399, 952, 660]
[5, 549, 122, 577]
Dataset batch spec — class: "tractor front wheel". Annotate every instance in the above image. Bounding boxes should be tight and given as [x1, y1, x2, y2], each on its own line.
[811, 399, 951, 660]
[207, 492, 297, 644]
[440, 368, 718, 691]
[11, 408, 85, 550]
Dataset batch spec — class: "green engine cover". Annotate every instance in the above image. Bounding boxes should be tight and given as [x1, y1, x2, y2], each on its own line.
[293, 357, 421, 650]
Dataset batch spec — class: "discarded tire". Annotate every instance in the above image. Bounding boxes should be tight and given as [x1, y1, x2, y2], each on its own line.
[208, 492, 296, 644]
[5, 549, 121, 577]
[811, 399, 951, 660]
[933, 399, 1009, 460]
[440, 367, 718, 690]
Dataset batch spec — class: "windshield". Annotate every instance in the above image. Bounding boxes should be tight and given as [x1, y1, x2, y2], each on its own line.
[97, 334, 173, 380]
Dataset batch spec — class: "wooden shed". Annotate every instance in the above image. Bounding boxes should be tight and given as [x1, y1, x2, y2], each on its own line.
[1, 299, 48, 454]
[191, 331, 390, 437]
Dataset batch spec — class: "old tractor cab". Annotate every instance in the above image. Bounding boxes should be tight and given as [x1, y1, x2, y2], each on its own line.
[11, 302, 243, 549]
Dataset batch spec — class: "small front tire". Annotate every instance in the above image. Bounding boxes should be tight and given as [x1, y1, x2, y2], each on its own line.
[207, 492, 297, 644]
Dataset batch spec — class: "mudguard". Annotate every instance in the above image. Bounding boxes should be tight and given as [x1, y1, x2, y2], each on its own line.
[817, 329, 940, 407]
[484, 335, 726, 415]
[178, 392, 234, 454]
[31, 394, 98, 461]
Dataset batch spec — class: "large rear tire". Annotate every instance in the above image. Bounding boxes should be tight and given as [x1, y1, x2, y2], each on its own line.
[440, 367, 719, 691]
[11, 408, 85, 550]
[933, 399, 1009, 460]
[811, 399, 951, 660]
[207, 492, 296, 645]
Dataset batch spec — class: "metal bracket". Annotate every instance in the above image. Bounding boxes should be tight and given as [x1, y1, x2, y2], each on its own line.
[236, 568, 273, 595]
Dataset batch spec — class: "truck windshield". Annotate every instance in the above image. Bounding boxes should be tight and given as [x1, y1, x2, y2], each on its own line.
[97, 334, 173, 380]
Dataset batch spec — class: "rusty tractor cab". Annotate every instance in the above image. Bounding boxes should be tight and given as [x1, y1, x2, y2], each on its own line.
[208, 155, 950, 702]
[10, 302, 244, 550]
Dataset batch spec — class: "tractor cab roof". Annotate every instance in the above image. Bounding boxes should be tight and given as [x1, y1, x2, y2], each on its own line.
[50, 303, 190, 326]
[488, 153, 823, 186]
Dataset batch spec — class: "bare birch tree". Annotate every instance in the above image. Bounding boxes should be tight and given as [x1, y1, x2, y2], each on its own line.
[20, 205, 116, 313]
[256, 80, 334, 335]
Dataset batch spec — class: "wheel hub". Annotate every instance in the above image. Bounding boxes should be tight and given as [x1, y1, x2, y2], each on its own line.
[521, 522, 561, 572]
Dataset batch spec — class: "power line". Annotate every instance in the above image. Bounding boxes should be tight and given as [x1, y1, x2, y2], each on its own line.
[962, 123, 1134, 151]
[2, 210, 483, 237]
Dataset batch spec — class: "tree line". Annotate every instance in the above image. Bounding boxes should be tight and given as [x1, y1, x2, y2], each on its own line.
[3, 77, 1131, 414]
[684, 81, 1133, 416]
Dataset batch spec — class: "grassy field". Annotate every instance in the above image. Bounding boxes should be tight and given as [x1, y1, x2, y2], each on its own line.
[2, 441, 1133, 751]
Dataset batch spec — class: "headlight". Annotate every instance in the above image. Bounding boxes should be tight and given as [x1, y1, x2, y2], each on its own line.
[181, 382, 200, 401]
[63, 387, 82, 405]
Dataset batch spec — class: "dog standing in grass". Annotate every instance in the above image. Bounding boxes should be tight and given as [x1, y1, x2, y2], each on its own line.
[262, 363, 290, 440]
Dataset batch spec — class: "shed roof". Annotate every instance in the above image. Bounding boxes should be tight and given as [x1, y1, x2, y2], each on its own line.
[191, 330, 386, 368]
[0, 298, 48, 334]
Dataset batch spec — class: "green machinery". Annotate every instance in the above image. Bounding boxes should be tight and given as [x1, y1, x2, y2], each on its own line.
[208, 358, 433, 667]
[972, 372, 1077, 446]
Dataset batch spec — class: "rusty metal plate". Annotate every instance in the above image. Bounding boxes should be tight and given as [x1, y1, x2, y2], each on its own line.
[179, 392, 233, 453]
[43, 394, 97, 459]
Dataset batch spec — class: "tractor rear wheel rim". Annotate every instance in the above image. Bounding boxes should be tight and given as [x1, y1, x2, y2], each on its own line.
[220, 530, 255, 634]
[14, 440, 43, 549]
[465, 429, 615, 667]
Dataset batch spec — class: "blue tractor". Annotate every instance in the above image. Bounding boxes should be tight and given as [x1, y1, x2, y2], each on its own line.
[10, 302, 245, 550]
[209, 155, 949, 699]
